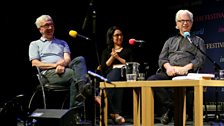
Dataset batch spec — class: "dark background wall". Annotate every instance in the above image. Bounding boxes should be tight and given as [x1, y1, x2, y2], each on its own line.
[1, 0, 224, 109]
[0, 0, 168, 106]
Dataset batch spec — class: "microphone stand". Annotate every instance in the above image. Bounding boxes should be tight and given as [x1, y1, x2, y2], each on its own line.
[90, 3, 100, 126]
[82, 1, 100, 125]
[87, 71, 115, 126]
[187, 37, 223, 122]
[81, 0, 100, 68]
[82, 0, 94, 30]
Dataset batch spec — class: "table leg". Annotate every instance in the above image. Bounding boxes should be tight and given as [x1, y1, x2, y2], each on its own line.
[133, 88, 141, 126]
[142, 87, 154, 126]
[194, 85, 203, 126]
[100, 89, 108, 126]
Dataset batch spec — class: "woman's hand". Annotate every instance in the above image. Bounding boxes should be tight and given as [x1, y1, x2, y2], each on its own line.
[111, 48, 119, 59]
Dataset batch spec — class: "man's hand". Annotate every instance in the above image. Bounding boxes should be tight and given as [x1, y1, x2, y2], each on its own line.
[166, 66, 177, 76]
[55, 65, 65, 74]
[174, 66, 188, 75]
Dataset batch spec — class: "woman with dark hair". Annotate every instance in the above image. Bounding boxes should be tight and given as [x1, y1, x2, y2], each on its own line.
[100, 26, 133, 124]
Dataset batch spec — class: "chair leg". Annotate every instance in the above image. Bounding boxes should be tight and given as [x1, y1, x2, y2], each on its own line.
[214, 87, 221, 122]
[83, 100, 86, 121]
[203, 87, 209, 121]
[28, 90, 39, 110]
[61, 93, 69, 109]
[28, 87, 47, 110]
[204, 103, 208, 121]
[40, 86, 47, 109]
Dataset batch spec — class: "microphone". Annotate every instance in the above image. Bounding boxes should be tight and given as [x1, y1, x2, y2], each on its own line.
[184, 31, 222, 78]
[69, 30, 91, 40]
[183, 32, 192, 44]
[87, 70, 112, 83]
[129, 38, 145, 45]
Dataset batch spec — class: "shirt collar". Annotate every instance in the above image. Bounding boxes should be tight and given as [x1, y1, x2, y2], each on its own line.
[40, 36, 55, 42]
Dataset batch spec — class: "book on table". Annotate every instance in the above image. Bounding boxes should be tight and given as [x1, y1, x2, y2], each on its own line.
[172, 73, 215, 80]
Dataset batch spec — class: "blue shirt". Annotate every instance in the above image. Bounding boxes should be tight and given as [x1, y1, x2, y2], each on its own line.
[29, 37, 71, 63]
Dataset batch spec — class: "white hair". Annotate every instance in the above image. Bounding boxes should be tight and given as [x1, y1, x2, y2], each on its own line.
[175, 10, 193, 29]
[175, 9, 193, 22]
[35, 15, 53, 28]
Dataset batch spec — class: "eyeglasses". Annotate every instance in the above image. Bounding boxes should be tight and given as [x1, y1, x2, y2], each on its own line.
[113, 34, 123, 37]
[40, 23, 54, 28]
[177, 20, 191, 23]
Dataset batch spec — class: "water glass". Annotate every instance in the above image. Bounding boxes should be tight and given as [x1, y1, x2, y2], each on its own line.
[125, 62, 140, 82]
[138, 73, 145, 81]
[220, 69, 224, 80]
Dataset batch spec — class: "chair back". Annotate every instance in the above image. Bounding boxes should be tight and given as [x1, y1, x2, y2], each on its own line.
[36, 67, 48, 86]
[28, 67, 70, 110]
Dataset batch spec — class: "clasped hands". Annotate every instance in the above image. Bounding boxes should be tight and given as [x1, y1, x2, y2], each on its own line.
[111, 49, 119, 59]
[55, 59, 66, 74]
[166, 66, 188, 76]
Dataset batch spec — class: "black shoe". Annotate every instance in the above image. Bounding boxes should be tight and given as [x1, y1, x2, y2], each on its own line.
[71, 106, 86, 125]
[75, 93, 86, 102]
[73, 112, 82, 125]
[160, 109, 172, 125]
[82, 82, 93, 96]
[76, 82, 93, 102]
[186, 114, 193, 121]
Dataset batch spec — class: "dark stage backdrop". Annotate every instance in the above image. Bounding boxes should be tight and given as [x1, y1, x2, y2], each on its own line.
[0, 0, 170, 107]
[189, 1, 224, 103]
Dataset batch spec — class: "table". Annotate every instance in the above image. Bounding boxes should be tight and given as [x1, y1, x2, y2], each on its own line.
[99, 80, 224, 126]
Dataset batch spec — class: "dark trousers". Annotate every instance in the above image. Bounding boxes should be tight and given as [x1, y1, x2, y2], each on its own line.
[43, 56, 88, 108]
[106, 68, 125, 114]
[147, 71, 193, 117]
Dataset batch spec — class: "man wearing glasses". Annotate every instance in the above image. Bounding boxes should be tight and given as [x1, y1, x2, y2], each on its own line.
[147, 10, 206, 124]
[28, 15, 91, 124]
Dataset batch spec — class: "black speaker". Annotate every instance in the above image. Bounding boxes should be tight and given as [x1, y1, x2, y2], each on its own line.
[29, 109, 76, 126]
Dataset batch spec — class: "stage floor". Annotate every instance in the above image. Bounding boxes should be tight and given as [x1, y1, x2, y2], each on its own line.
[17, 114, 224, 126]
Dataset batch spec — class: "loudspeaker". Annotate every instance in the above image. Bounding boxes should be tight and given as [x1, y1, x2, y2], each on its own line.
[29, 109, 76, 126]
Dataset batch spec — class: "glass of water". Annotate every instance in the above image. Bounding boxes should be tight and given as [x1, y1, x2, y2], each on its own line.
[125, 62, 140, 82]
[219, 69, 224, 80]
[138, 73, 145, 81]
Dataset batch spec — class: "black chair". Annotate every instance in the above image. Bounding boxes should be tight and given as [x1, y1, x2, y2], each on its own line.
[28, 67, 70, 110]
[27, 67, 93, 126]
[203, 87, 224, 122]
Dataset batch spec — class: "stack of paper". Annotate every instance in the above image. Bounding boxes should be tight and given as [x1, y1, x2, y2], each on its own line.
[172, 73, 215, 80]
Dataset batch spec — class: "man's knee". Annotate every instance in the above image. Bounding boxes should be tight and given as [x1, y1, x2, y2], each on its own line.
[75, 56, 85, 62]
[70, 56, 86, 66]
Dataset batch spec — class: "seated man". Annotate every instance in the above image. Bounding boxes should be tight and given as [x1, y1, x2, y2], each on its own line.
[147, 9, 206, 124]
[28, 14, 91, 124]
